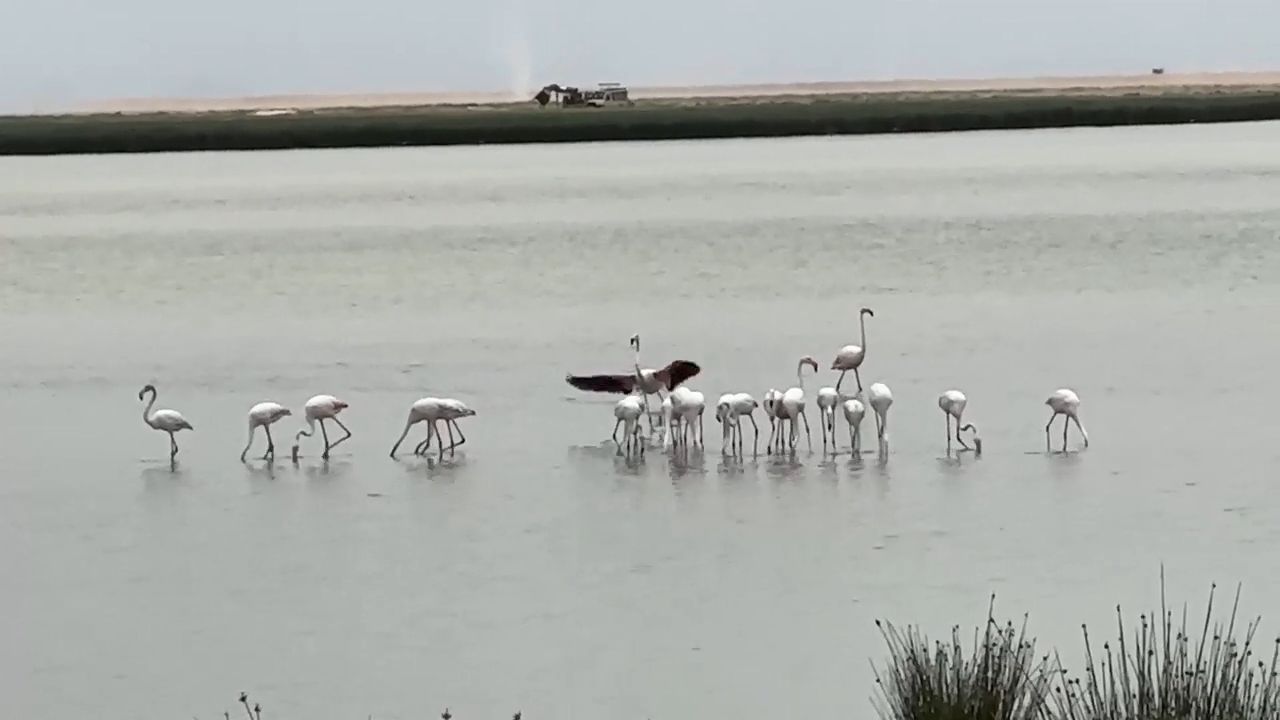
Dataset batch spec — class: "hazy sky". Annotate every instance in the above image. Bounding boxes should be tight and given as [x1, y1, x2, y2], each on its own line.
[3, 0, 1277, 112]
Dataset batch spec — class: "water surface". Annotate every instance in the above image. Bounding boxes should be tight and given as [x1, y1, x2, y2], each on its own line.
[4, 123, 1280, 719]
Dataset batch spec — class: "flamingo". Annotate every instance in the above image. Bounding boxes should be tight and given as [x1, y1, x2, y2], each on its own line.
[1045, 388, 1088, 452]
[612, 393, 645, 456]
[240, 401, 292, 461]
[669, 386, 705, 450]
[291, 394, 351, 461]
[816, 386, 839, 454]
[763, 388, 783, 454]
[867, 382, 893, 454]
[831, 307, 874, 394]
[938, 390, 981, 454]
[715, 394, 736, 453]
[660, 395, 678, 450]
[778, 356, 818, 452]
[138, 384, 193, 461]
[715, 392, 760, 456]
[408, 398, 477, 459]
[842, 397, 866, 455]
[564, 334, 700, 434]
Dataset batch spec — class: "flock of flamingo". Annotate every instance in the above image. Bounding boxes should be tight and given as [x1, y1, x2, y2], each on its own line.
[138, 307, 1091, 464]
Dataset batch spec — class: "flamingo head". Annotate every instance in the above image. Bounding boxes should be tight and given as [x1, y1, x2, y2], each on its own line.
[860, 307, 874, 317]
[799, 356, 819, 373]
[138, 384, 156, 400]
[629, 334, 640, 351]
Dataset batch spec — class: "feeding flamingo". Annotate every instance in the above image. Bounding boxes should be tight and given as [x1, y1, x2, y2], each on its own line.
[715, 392, 760, 456]
[842, 397, 866, 455]
[406, 398, 477, 459]
[938, 390, 981, 454]
[831, 307, 874, 394]
[240, 401, 292, 461]
[1045, 388, 1088, 453]
[660, 395, 678, 450]
[612, 393, 645, 456]
[762, 388, 783, 454]
[669, 385, 705, 450]
[867, 382, 893, 454]
[138, 384, 193, 461]
[291, 394, 351, 461]
[777, 356, 818, 453]
[816, 386, 839, 454]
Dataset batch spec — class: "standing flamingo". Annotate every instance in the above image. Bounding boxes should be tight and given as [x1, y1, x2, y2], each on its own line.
[612, 393, 645, 456]
[292, 394, 351, 461]
[240, 401, 292, 461]
[816, 386, 839, 454]
[564, 334, 700, 435]
[831, 307, 874, 394]
[778, 356, 818, 452]
[762, 388, 783, 454]
[938, 390, 981, 454]
[842, 397, 866, 455]
[138, 384, 193, 461]
[1045, 388, 1088, 452]
[867, 382, 893, 454]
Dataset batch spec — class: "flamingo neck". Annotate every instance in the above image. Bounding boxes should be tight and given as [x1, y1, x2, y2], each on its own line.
[859, 313, 868, 352]
[141, 388, 157, 427]
[295, 416, 317, 442]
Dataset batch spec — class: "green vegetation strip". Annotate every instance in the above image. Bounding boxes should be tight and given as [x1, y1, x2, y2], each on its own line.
[5, 91, 1280, 155]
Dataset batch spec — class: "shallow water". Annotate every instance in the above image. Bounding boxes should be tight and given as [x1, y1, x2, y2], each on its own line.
[4, 123, 1280, 719]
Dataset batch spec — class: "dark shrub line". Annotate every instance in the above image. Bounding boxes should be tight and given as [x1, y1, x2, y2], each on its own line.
[6, 92, 1280, 156]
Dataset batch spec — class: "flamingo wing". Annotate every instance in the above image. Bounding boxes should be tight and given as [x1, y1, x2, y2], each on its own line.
[564, 372, 636, 394]
[657, 360, 701, 391]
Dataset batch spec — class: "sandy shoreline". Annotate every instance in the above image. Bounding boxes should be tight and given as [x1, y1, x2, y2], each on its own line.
[71, 71, 1280, 115]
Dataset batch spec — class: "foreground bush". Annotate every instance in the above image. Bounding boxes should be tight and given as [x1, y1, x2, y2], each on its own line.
[1050, 579, 1280, 720]
[874, 573, 1280, 720]
[873, 597, 1054, 720]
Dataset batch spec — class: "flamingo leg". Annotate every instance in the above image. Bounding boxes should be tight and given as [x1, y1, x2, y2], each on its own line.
[955, 420, 971, 451]
[612, 419, 623, 452]
[445, 421, 457, 455]
[945, 414, 951, 454]
[834, 370, 848, 395]
[263, 425, 275, 460]
[854, 368, 863, 394]
[1062, 414, 1070, 453]
[433, 420, 446, 460]
[801, 410, 812, 452]
[1045, 412, 1057, 452]
[319, 419, 331, 459]
[698, 411, 705, 448]
[748, 414, 759, 456]
[169, 431, 178, 460]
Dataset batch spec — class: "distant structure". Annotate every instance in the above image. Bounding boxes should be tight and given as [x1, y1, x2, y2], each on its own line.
[534, 82, 632, 108]
[1151, 67, 1165, 75]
